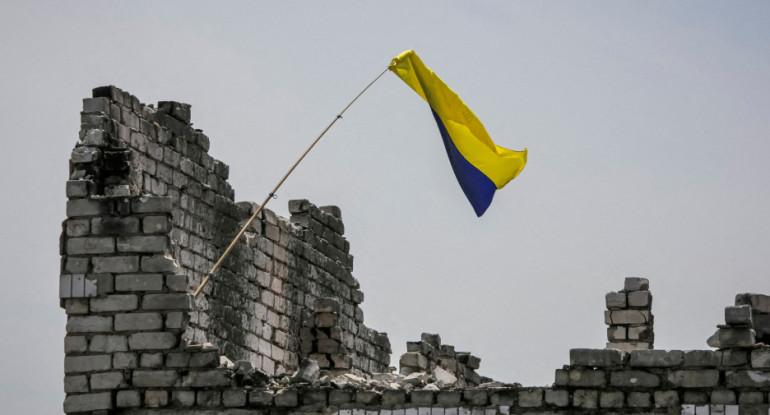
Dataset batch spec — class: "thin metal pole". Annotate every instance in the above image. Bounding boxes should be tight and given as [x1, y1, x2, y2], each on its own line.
[193, 67, 390, 298]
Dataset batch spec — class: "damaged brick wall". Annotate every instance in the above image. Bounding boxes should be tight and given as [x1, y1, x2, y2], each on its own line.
[60, 87, 770, 415]
[60, 86, 391, 412]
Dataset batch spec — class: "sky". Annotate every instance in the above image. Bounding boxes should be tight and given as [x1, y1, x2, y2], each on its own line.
[1, 1, 769, 413]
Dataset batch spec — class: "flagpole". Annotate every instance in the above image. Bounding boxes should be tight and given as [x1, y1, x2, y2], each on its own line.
[193, 66, 390, 298]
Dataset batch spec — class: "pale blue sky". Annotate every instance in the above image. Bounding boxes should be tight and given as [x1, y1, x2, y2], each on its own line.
[1, 2, 769, 413]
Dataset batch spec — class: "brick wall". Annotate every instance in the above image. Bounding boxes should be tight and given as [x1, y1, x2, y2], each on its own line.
[60, 86, 770, 415]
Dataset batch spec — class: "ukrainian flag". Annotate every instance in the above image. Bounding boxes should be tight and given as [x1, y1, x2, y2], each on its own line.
[389, 50, 527, 216]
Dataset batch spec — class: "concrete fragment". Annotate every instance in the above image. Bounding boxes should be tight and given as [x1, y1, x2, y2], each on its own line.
[291, 358, 320, 384]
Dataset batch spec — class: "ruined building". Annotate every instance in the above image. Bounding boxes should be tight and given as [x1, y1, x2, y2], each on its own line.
[61, 86, 770, 414]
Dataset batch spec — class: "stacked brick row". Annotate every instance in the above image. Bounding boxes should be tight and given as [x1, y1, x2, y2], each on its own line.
[75, 86, 391, 378]
[109, 345, 770, 414]
[399, 333, 487, 387]
[605, 277, 654, 351]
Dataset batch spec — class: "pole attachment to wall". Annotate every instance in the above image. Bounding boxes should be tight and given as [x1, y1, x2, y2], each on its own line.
[192, 67, 389, 298]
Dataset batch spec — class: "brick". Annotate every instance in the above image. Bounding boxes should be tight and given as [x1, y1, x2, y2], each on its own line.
[63, 392, 112, 413]
[64, 335, 88, 353]
[668, 370, 720, 388]
[630, 349, 683, 367]
[725, 370, 770, 387]
[128, 332, 177, 350]
[182, 369, 231, 387]
[274, 389, 298, 407]
[627, 391, 651, 407]
[654, 390, 679, 407]
[89, 335, 128, 352]
[67, 199, 112, 217]
[568, 369, 606, 387]
[115, 312, 163, 331]
[400, 352, 427, 369]
[735, 293, 770, 313]
[67, 316, 112, 333]
[166, 352, 191, 367]
[600, 391, 624, 408]
[116, 390, 141, 408]
[92, 256, 139, 273]
[249, 390, 274, 406]
[711, 390, 737, 404]
[64, 355, 111, 373]
[751, 347, 770, 367]
[64, 375, 89, 393]
[65, 257, 89, 273]
[141, 254, 179, 273]
[172, 390, 196, 406]
[142, 293, 193, 310]
[66, 219, 90, 237]
[91, 217, 140, 234]
[684, 350, 721, 367]
[132, 196, 173, 213]
[301, 389, 327, 405]
[117, 236, 167, 253]
[165, 274, 188, 291]
[223, 389, 248, 407]
[628, 290, 651, 307]
[356, 390, 381, 405]
[113, 352, 138, 369]
[606, 292, 626, 309]
[115, 274, 163, 291]
[132, 370, 180, 387]
[143, 215, 170, 233]
[610, 370, 660, 387]
[91, 371, 127, 390]
[412, 390, 436, 405]
[517, 389, 543, 407]
[607, 310, 651, 325]
[189, 351, 219, 368]
[570, 348, 622, 367]
[719, 328, 755, 347]
[544, 389, 569, 407]
[382, 390, 407, 406]
[140, 352, 165, 368]
[90, 295, 138, 312]
[67, 237, 114, 255]
[314, 297, 340, 313]
[66, 180, 90, 198]
[146, 390, 169, 407]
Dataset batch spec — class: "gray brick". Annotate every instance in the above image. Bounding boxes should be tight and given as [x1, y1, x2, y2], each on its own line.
[67, 315, 112, 333]
[64, 336, 88, 353]
[143, 215, 170, 234]
[249, 390, 274, 406]
[606, 310, 651, 325]
[113, 352, 138, 369]
[711, 390, 737, 404]
[117, 236, 167, 253]
[92, 256, 139, 273]
[116, 390, 141, 408]
[544, 389, 569, 407]
[140, 352, 165, 368]
[67, 199, 112, 217]
[128, 332, 177, 350]
[610, 370, 660, 387]
[197, 390, 220, 407]
[90, 371, 127, 390]
[90, 295, 138, 312]
[166, 352, 191, 367]
[223, 389, 248, 407]
[182, 369, 231, 387]
[668, 369, 720, 388]
[67, 237, 115, 255]
[146, 390, 169, 407]
[64, 354, 111, 373]
[600, 391, 624, 408]
[684, 350, 721, 367]
[628, 290, 651, 307]
[630, 349, 683, 367]
[65, 257, 89, 273]
[171, 390, 196, 406]
[274, 389, 298, 407]
[165, 311, 187, 329]
[91, 217, 140, 234]
[751, 347, 770, 368]
[719, 328, 756, 348]
[89, 335, 128, 352]
[132, 370, 180, 387]
[605, 292, 626, 309]
[63, 392, 112, 413]
[725, 370, 770, 387]
[412, 390, 435, 405]
[736, 293, 770, 313]
[132, 196, 172, 213]
[518, 389, 543, 407]
[83, 97, 110, 113]
[570, 348, 622, 367]
[115, 274, 163, 291]
[141, 254, 179, 273]
[115, 312, 163, 331]
[66, 219, 90, 237]
[568, 369, 606, 387]
[165, 274, 188, 291]
[64, 375, 89, 393]
[142, 293, 193, 310]
[654, 390, 679, 407]
[66, 180, 90, 198]
[627, 391, 651, 408]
